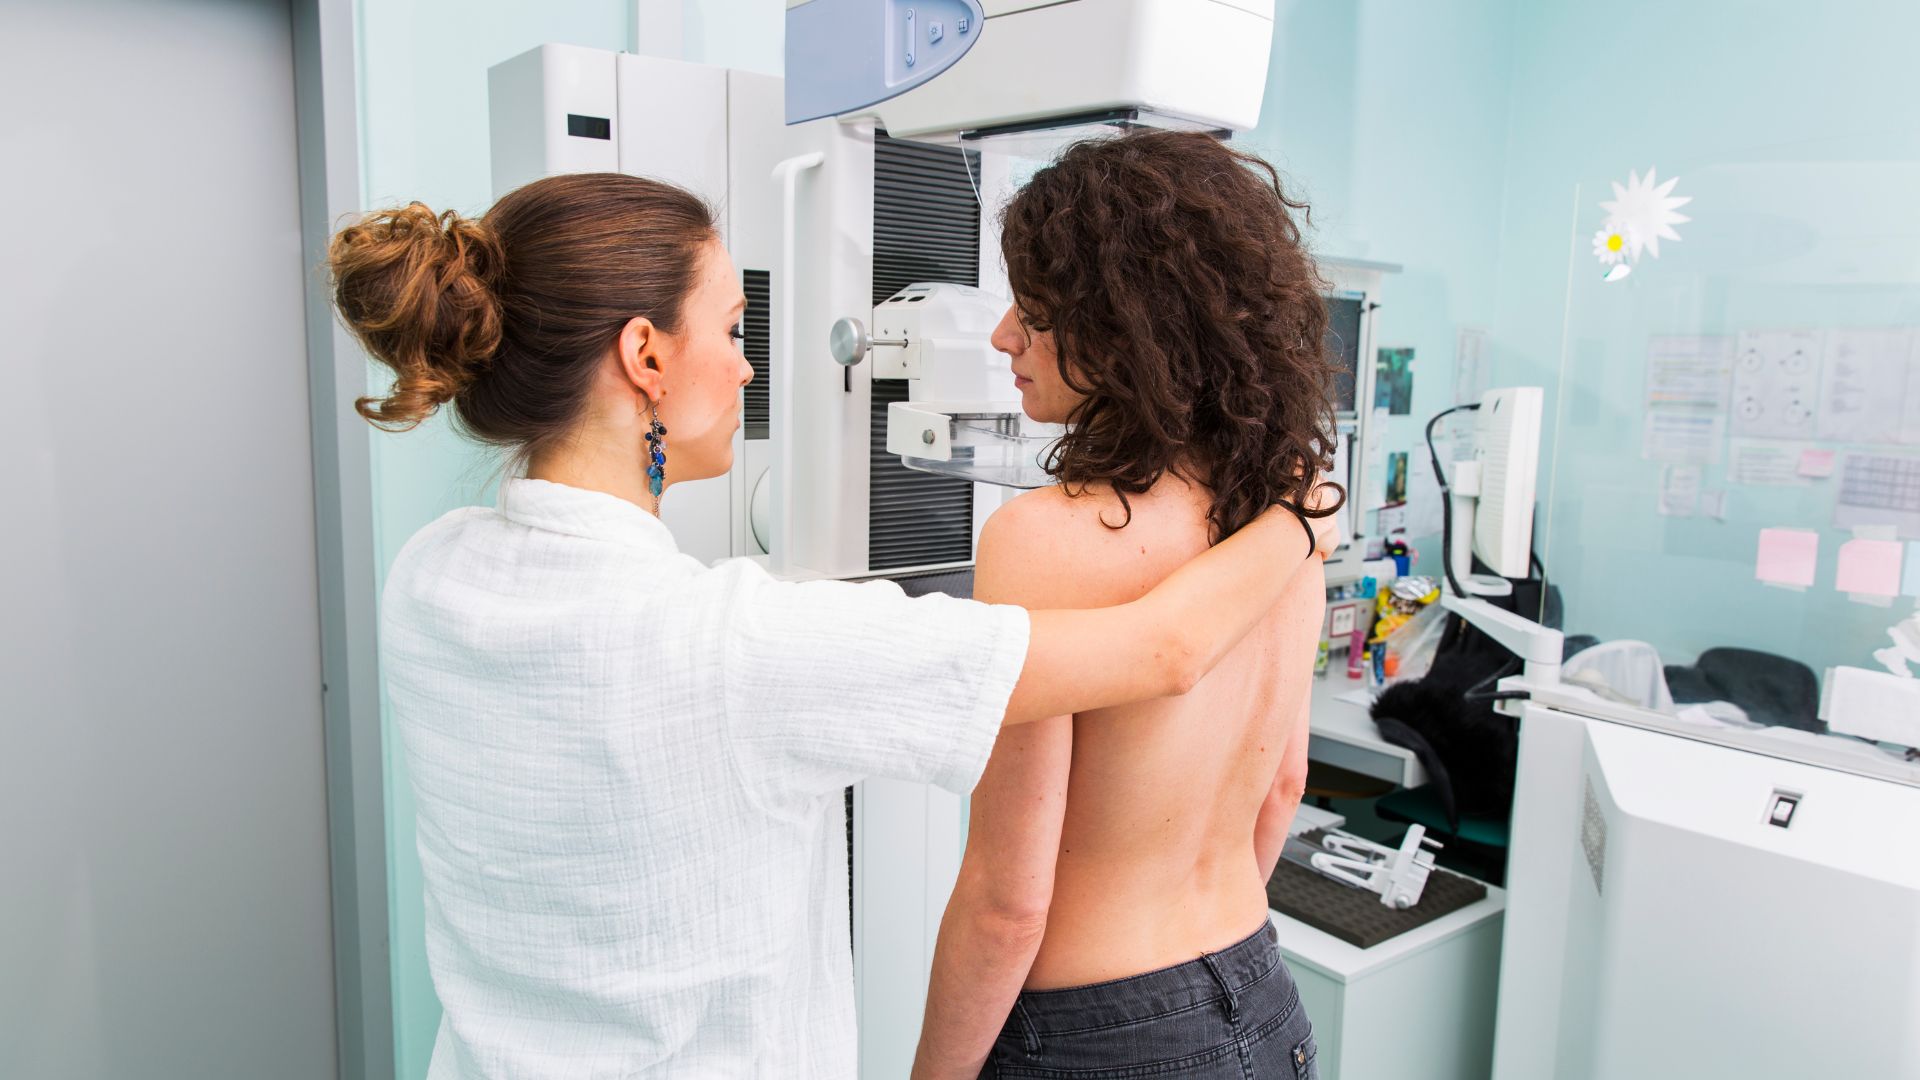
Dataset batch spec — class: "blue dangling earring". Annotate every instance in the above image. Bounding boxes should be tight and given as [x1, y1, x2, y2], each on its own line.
[643, 400, 667, 514]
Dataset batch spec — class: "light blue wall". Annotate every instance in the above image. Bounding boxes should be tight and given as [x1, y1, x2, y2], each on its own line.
[1247, 0, 1920, 675]
[1488, 0, 1920, 673]
[684, 0, 785, 73]
[1239, 0, 1517, 565]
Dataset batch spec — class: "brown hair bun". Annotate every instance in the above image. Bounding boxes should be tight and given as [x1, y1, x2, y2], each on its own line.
[329, 203, 504, 429]
[327, 174, 716, 461]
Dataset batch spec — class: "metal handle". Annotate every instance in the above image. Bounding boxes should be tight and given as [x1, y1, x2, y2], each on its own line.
[770, 151, 825, 575]
[828, 316, 907, 367]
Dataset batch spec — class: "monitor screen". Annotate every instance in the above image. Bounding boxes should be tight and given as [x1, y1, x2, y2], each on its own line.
[1324, 293, 1364, 416]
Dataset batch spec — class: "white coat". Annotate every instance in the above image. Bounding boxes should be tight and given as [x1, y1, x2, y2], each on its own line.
[381, 478, 1029, 1078]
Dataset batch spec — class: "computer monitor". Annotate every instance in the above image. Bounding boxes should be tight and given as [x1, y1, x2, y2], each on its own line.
[1469, 386, 1543, 579]
[1323, 292, 1366, 417]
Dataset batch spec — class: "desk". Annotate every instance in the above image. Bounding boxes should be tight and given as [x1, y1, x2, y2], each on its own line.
[1306, 684, 1427, 789]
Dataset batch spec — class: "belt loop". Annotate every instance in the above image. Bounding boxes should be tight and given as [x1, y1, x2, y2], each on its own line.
[1199, 951, 1240, 1025]
[1013, 999, 1044, 1054]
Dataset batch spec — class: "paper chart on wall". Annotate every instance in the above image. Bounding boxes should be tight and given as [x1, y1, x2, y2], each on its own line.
[1641, 335, 1733, 464]
[1729, 329, 1822, 439]
[1728, 440, 1811, 486]
[1377, 503, 1407, 535]
[1834, 452, 1920, 539]
[1901, 333, 1920, 445]
[1658, 465, 1701, 516]
[1363, 406, 1389, 510]
[1454, 328, 1488, 406]
[1816, 328, 1912, 443]
[1406, 443, 1444, 538]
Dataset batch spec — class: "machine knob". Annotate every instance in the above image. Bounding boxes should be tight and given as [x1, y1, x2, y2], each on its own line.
[829, 317, 870, 366]
[829, 316, 909, 367]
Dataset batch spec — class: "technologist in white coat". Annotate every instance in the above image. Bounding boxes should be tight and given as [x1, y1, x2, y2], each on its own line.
[328, 172, 1336, 1079]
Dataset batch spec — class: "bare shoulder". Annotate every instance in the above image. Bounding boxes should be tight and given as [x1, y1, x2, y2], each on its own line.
[980, 484, 1116, 544]
[975, 483, 1196, 609]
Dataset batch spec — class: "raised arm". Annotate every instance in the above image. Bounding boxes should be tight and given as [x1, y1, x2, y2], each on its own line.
[1002, 491, 1335, 726]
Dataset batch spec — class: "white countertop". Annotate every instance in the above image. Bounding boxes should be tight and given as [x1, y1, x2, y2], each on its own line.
[1306, 682, 1428, 789]
[1268, 883, 1505, 981]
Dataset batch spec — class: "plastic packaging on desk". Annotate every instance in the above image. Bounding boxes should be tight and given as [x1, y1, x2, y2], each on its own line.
[1381, 602, 1446, 683]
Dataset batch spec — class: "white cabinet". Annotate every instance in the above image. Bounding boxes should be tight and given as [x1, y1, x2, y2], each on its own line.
[1269, 888, 1504, 1080]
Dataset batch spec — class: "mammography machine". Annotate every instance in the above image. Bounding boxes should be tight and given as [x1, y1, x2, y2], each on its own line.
[488, 4, 1279, 1071]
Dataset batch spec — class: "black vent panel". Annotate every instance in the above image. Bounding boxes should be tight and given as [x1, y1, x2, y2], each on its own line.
[868, 132, 980, 572]
[742, 269, 770, 439]
[870, 380, 973, 570]
[873, 133, 983, 305]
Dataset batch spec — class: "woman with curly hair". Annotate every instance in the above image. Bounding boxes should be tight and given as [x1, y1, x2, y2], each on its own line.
[915, 131, 1342, 1079]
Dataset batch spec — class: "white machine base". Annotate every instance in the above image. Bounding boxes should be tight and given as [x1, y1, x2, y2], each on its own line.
[1492, 702, 1920, 1079]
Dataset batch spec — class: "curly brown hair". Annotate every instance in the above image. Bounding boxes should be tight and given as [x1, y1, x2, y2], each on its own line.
[999, 130, 1343, 542]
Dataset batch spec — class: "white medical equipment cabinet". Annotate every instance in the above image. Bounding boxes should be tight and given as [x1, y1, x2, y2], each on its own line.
[488, 3, 1278, 1071]
[1491, 688, 1920, 1079]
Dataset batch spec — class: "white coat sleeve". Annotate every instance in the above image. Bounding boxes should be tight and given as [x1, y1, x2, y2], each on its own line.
[711, 561, 1031, 801]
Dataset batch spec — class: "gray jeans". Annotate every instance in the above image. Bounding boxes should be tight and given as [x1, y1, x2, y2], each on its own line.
[979, 922, 1319, 1078]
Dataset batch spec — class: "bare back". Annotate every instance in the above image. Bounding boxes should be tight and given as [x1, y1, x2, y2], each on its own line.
[995, 477, 1324, 989]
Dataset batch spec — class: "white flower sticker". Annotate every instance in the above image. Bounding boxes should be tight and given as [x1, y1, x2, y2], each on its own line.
[1592, 225, 1631, 266]
[1599, 168, 1691, 262]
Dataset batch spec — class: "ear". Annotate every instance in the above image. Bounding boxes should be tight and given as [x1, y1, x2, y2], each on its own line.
[615, 316, 668, 404]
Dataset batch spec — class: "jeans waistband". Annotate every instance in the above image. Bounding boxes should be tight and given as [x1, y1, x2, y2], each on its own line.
[1009, 920, 1282, 1036]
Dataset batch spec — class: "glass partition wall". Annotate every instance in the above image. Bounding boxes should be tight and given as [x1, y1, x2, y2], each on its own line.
[1534, 143, 1920, 782]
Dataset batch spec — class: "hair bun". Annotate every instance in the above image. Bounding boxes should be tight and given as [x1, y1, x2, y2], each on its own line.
[328, 202, 505, 429]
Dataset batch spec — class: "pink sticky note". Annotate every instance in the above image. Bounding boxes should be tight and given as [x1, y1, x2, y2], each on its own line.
[1835, 538, 1903, 597]
[1755, 528, 1819, 588]
[1798, 449, 1837, 478]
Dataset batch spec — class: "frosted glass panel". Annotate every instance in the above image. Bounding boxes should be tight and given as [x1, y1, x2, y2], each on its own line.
[1539, 150, 1920, 695]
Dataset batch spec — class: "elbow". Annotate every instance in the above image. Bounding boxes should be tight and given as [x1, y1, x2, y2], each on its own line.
[980, 882, 1053, 942]
[1275, 756, 1310, 812]
[953, 873, 1052, 949]
[976, 903, 1050, 954]
[1263, 746, 1311, 830]
[1162, 625, 1208, 697]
